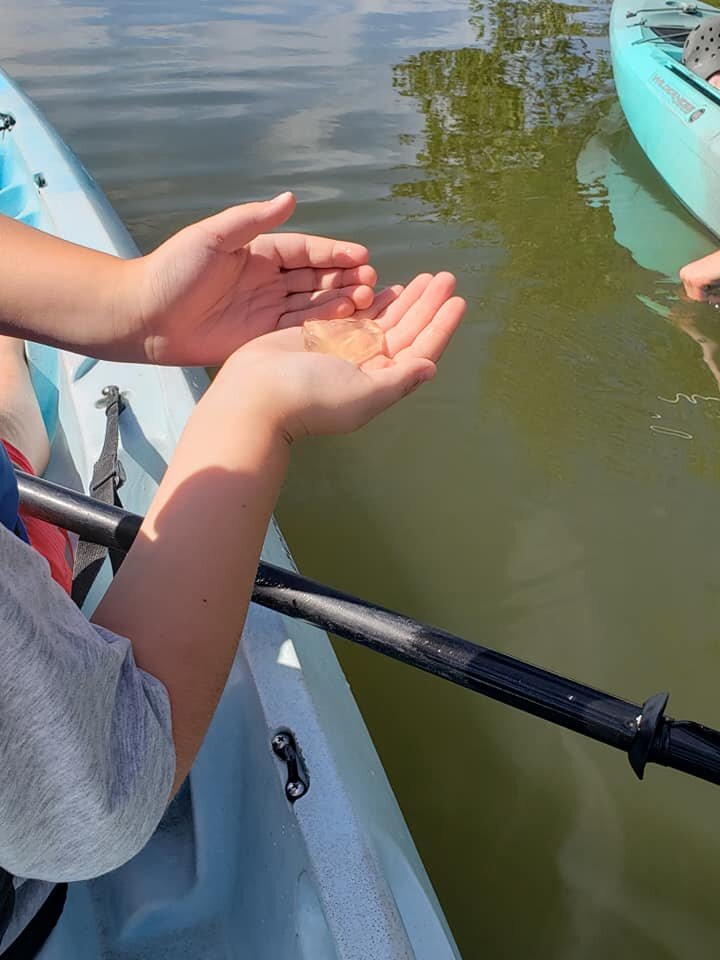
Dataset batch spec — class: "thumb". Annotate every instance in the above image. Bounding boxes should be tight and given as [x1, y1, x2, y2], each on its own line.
[198, 192, 296, 253]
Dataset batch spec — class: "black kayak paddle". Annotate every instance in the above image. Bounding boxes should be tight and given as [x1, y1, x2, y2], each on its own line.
[15, 468, 720, 790]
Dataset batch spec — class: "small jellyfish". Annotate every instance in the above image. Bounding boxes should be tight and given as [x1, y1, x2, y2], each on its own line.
[303, 317, 387, 365]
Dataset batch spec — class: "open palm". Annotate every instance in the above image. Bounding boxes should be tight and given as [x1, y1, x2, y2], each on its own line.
[223, 271, 466, 439]
[134, 193, 377, 365]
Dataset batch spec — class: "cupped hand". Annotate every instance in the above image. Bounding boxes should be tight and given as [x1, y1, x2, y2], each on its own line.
[129, 192, 377, 365]
[216, 271, 465, 440]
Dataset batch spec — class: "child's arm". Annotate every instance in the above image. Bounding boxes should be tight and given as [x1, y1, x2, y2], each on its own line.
[93, 389, 289, 793]
[92, 273, 464, 793]
[0, 193, 375, 363]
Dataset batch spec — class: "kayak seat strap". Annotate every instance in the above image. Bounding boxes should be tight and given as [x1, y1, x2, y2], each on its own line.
[0, 871, 14, 951]
[0, 881, 67, 959]
[71, 386, 126, 607]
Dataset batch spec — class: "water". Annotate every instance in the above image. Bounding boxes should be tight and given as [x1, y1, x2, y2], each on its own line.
[6, 0, 720, 956]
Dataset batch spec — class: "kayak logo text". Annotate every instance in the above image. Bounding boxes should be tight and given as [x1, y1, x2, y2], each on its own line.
[651, 73, 695, 116]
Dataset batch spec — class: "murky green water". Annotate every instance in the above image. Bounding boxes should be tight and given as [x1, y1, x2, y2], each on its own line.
[7, 0, 720, 955]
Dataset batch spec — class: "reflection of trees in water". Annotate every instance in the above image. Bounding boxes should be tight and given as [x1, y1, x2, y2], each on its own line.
[392, 0, 720, 477]
[391, 1, 660, 474]
[392, 0, 616, 294]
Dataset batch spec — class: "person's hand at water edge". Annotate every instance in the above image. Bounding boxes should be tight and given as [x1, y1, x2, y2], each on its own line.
[679, 248, 720, 303]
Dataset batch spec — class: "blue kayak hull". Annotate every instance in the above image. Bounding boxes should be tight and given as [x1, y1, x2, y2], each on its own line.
[576, 100, 716, 279]
[610, 0, 720, 239]
[0, 67, 460, 960]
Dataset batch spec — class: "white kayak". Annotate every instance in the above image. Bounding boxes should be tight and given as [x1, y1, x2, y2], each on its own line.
[0, 65, 460, 960]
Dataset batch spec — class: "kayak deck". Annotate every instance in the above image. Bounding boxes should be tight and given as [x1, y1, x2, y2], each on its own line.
[0, 116, 41, 227]
[0, 68, 459, 960]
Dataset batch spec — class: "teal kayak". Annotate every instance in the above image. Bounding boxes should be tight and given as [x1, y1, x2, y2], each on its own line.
[610, 0, 720, 239]
[0, 67, 460, 960]
[576, 100, 716, 279]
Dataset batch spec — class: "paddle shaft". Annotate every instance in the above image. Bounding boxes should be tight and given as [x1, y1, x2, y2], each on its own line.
[15, 469, 720, 789]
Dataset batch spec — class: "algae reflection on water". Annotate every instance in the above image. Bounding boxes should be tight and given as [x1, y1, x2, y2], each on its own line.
[391, 0, 654, 473]
[391, 0, 720, 478]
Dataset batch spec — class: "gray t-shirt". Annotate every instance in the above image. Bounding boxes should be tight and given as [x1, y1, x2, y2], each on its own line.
[0, 521, 175, 950]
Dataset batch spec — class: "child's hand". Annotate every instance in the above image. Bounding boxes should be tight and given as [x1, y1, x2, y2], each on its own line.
[96, 272, 462, 791]
[212, 272, 465, 440]
[128, 192, 377, 365]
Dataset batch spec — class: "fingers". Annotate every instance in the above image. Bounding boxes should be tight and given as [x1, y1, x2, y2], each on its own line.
[384, 272, 457, 355]
[352, 285, 404, 321]
[370, 274, 433, 332]
[283, 264, 377, 295]
[278, 282, 406, 328]
[203, 199, 371, 269]
[278, 285, 375, 326]
[286, 284, 375, 313]
[199, 193, 297, 253]
[277, 271, 464, 368]
[270, 233, 370, 270]
[679, 250, 720, 302]
[679, 271, 707, 302]
[394, 296, 465, 363]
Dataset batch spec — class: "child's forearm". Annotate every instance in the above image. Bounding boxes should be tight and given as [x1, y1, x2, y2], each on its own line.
[92, 387, 290, 794]
[0, 215, 136, 355]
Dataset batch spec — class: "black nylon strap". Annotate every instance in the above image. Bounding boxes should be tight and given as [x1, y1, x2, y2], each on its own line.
[0, 870, 14, 947]
[71, 386, 126, 607]
[0, 883, 67, 959]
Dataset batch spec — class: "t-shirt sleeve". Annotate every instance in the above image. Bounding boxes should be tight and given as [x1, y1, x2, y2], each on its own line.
[0, 522, 176, 881]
